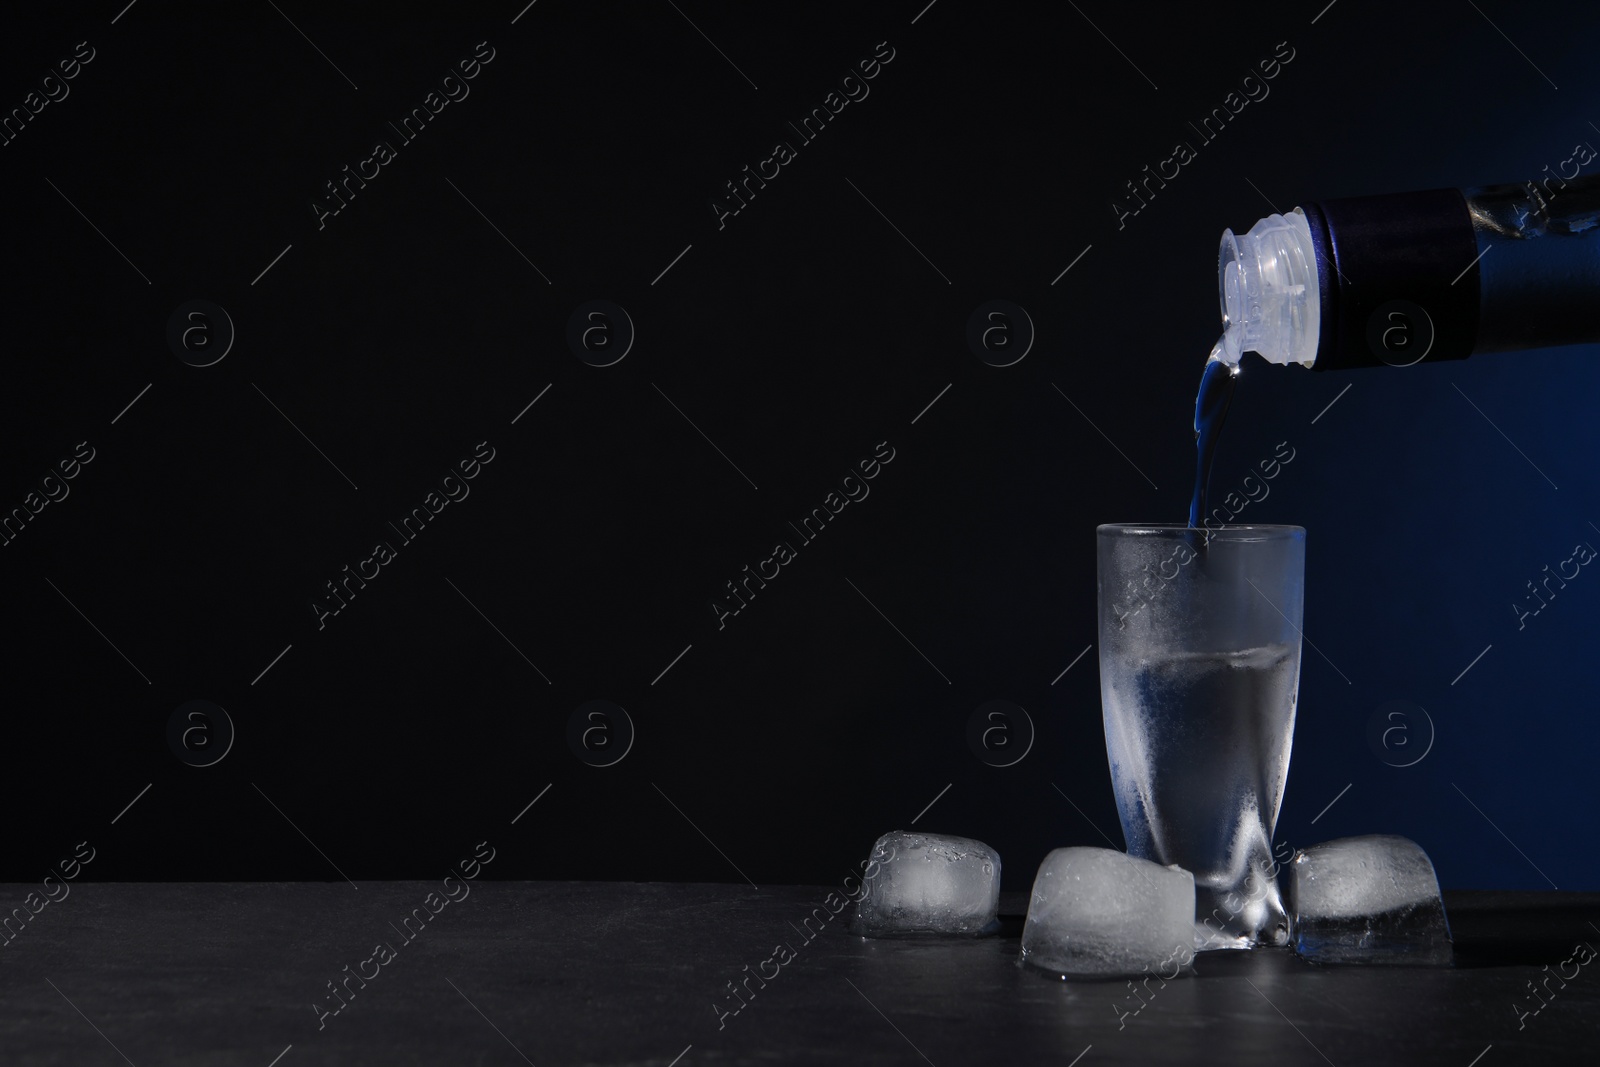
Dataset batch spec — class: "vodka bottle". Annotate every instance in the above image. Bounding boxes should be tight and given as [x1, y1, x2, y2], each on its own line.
[1215, 172, 1600, 369]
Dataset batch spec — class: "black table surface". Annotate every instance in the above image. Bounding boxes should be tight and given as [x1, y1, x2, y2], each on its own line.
[2, 882, 1596, 1065]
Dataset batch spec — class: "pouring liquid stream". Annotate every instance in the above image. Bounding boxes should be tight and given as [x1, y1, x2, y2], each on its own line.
[1187, 338, 1240, 533]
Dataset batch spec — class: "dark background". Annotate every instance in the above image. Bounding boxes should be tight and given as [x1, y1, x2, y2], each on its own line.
[2, 0, 1596, 892]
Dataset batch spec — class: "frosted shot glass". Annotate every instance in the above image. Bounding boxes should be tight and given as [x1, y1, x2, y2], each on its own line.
[1096, 524, 1305, 950]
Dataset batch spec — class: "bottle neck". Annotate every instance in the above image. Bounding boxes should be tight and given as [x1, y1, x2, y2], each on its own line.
[1466, 175, 1600, 356]
[1220, 173, 1600, 370]
[1297, 188, 1481, 370]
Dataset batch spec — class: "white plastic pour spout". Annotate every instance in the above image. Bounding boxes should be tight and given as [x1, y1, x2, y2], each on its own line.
[1217, 208, 1321, 367]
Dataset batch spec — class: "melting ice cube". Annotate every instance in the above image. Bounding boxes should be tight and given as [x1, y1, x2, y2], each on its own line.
[853, 830, 1001, 937]
[1288, 834, 1453, 965]
[1020, 847, 1196, 978]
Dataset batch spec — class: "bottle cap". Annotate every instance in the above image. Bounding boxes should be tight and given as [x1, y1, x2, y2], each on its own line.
[1218, 208, 1320, 367]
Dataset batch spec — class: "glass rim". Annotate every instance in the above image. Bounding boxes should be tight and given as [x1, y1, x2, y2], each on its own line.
[1097, 523, 1304, 539]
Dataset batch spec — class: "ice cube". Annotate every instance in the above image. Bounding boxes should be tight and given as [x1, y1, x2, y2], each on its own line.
[1288, 834, 1452, 965]
[853, 830, 1001, 937]
[1020, 847, 1196, 978]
